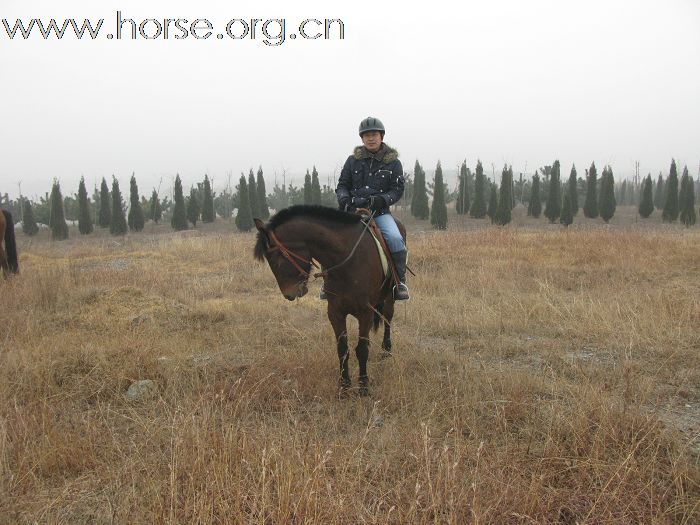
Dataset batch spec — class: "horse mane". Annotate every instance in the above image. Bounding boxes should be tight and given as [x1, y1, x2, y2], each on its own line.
[253, 205, 361, 261]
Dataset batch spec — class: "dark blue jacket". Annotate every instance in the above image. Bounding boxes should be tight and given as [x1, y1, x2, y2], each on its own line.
[335, 143, 404, 216]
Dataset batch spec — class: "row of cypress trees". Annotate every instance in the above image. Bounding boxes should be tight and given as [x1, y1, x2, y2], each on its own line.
[236, 165, 332, 232]
[302, 167, 323, 206]
[33, 172, 222, 240]
[233, 168, 271, 232]
[20, 159, 698, 240]
[410, 160, 449, 229]
[629, 160, 695, 226]
[407, 157, 697, 229]
[40, 175, 140, 239]
[527, 161, 616, 225]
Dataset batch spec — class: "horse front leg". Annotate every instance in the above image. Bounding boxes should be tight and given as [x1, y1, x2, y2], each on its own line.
[328, 307, 351, 393]
[355, 311, 373, 396]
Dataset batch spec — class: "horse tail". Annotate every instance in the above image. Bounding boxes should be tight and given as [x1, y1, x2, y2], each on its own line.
[372, 302, 383, 333]
[3, 210, 19, 273]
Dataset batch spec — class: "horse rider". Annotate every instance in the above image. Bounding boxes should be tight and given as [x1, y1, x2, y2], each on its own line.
[320, 116, 410, 301]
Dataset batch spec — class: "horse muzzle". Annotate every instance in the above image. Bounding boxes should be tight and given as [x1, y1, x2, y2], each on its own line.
[283, 280, 309, 301]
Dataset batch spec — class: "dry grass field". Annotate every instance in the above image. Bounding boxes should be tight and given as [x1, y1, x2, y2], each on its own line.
[1, 206, 699, 523]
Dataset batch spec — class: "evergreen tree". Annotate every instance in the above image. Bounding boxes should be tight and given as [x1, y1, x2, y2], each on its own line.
[186, 186, 201, 226]
[487, 183, 498, 223]
[528, 174, 542, 218]
[599, 166, 617, 223]
[429, 161, 448, 230]
[544, 160, 562, 223]
[470, 160, 487, 218]
[560, 190, 573, 227]
[311, 166, 322, 205]
[127, 174, 145, 232]
[256, 167, 269, 219]
[654, 173, 665, 210]
[22, 199, 39, 236]
[619, 180, 627, 206]
[639, 174, 654, 218]
[455, 160, 470, 215]
[49, 180, 69, 240]
[98, 177, 111, 228]
[303, 170, 312, 205]
[679, 166, 696, 227]
[495, 165, 513, 225]
[411, 160, 429, 219]
[662, 159, 680, 223]
[110, 178, 128, 235]
[410, 160, 420, 216]
[568, 164, 579, 216]
[78, 176, 93, 235]
[202, 174, 215, 222]
[247, 169, 260, 218]
[149, 190, 162, 223]
[583, 162, 599, 218]
[235, 175, 253, 231]
[171, 174, 188, 231]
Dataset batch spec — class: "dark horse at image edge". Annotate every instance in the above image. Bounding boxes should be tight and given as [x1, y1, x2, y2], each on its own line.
[0, 210, 19, 276]
[254, 205, 406, 395]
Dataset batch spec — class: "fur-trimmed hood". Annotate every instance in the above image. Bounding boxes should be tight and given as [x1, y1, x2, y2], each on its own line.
[353, 143, 399, 163]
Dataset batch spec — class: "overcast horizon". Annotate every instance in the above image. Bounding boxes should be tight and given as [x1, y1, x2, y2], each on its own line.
[1, 0, 699, 200]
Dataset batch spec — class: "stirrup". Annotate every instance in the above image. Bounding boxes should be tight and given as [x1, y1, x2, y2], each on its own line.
[319, 288, 328, 300]
[393, 283, 410, 301]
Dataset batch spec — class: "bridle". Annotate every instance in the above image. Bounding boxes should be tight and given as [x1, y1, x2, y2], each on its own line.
[266, 230, 319, 280]
[265, 209, 375, 281]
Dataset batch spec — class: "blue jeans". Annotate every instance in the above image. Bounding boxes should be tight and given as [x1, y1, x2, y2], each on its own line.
[374, 214, 405, 253]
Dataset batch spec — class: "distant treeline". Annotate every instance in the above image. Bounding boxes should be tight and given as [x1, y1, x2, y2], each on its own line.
[1, 159, 697, 239]
[406, 158, 696, 229]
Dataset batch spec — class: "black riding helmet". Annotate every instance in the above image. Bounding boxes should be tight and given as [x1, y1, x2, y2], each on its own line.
[359, 116, 385, 137]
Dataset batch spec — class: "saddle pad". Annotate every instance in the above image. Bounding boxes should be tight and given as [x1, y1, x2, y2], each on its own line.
[368, 228, 390, 277]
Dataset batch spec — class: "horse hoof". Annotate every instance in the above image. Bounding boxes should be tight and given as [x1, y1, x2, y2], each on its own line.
[358, 376, 370, 397]
[338, 378, 351, 399]
[380, 350, 392, 360]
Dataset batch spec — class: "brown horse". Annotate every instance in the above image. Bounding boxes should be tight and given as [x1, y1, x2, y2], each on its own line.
[254, 205, 406, 395]
[0, 210, 19, 276]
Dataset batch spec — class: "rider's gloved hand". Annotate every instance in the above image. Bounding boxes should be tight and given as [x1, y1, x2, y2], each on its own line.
[352, 197, 368, 209]
[368, 195, 386, 212]
[338, 196, 351, 211]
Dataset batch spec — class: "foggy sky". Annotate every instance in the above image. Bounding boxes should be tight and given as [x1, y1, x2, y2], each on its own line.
[1, 0, 699, 199]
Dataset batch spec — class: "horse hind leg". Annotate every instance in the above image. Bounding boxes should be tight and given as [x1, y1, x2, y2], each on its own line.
[0, 221, 7, 276]
[0, 245, 8, 277]
[380, 299, 395, 358]
[355, 311, 373, 396]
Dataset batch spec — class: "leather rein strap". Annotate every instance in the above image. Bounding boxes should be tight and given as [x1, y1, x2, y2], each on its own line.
[265, 209, 376, 281]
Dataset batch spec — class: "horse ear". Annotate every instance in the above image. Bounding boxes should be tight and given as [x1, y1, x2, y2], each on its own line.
[253, 218, 271, 261]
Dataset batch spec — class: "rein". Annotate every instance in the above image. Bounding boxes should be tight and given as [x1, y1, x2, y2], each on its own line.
[265, 209, 375, 281]
[314, 209, 375, 279]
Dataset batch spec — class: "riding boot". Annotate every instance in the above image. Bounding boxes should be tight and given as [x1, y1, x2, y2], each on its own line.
[391, 250, 410, 300]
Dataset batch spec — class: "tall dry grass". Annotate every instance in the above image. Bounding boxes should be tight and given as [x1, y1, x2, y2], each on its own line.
[0, 217, 698, 523]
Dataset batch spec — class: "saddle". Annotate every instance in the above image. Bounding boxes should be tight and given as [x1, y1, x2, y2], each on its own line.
[357, 210, 400, 289]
